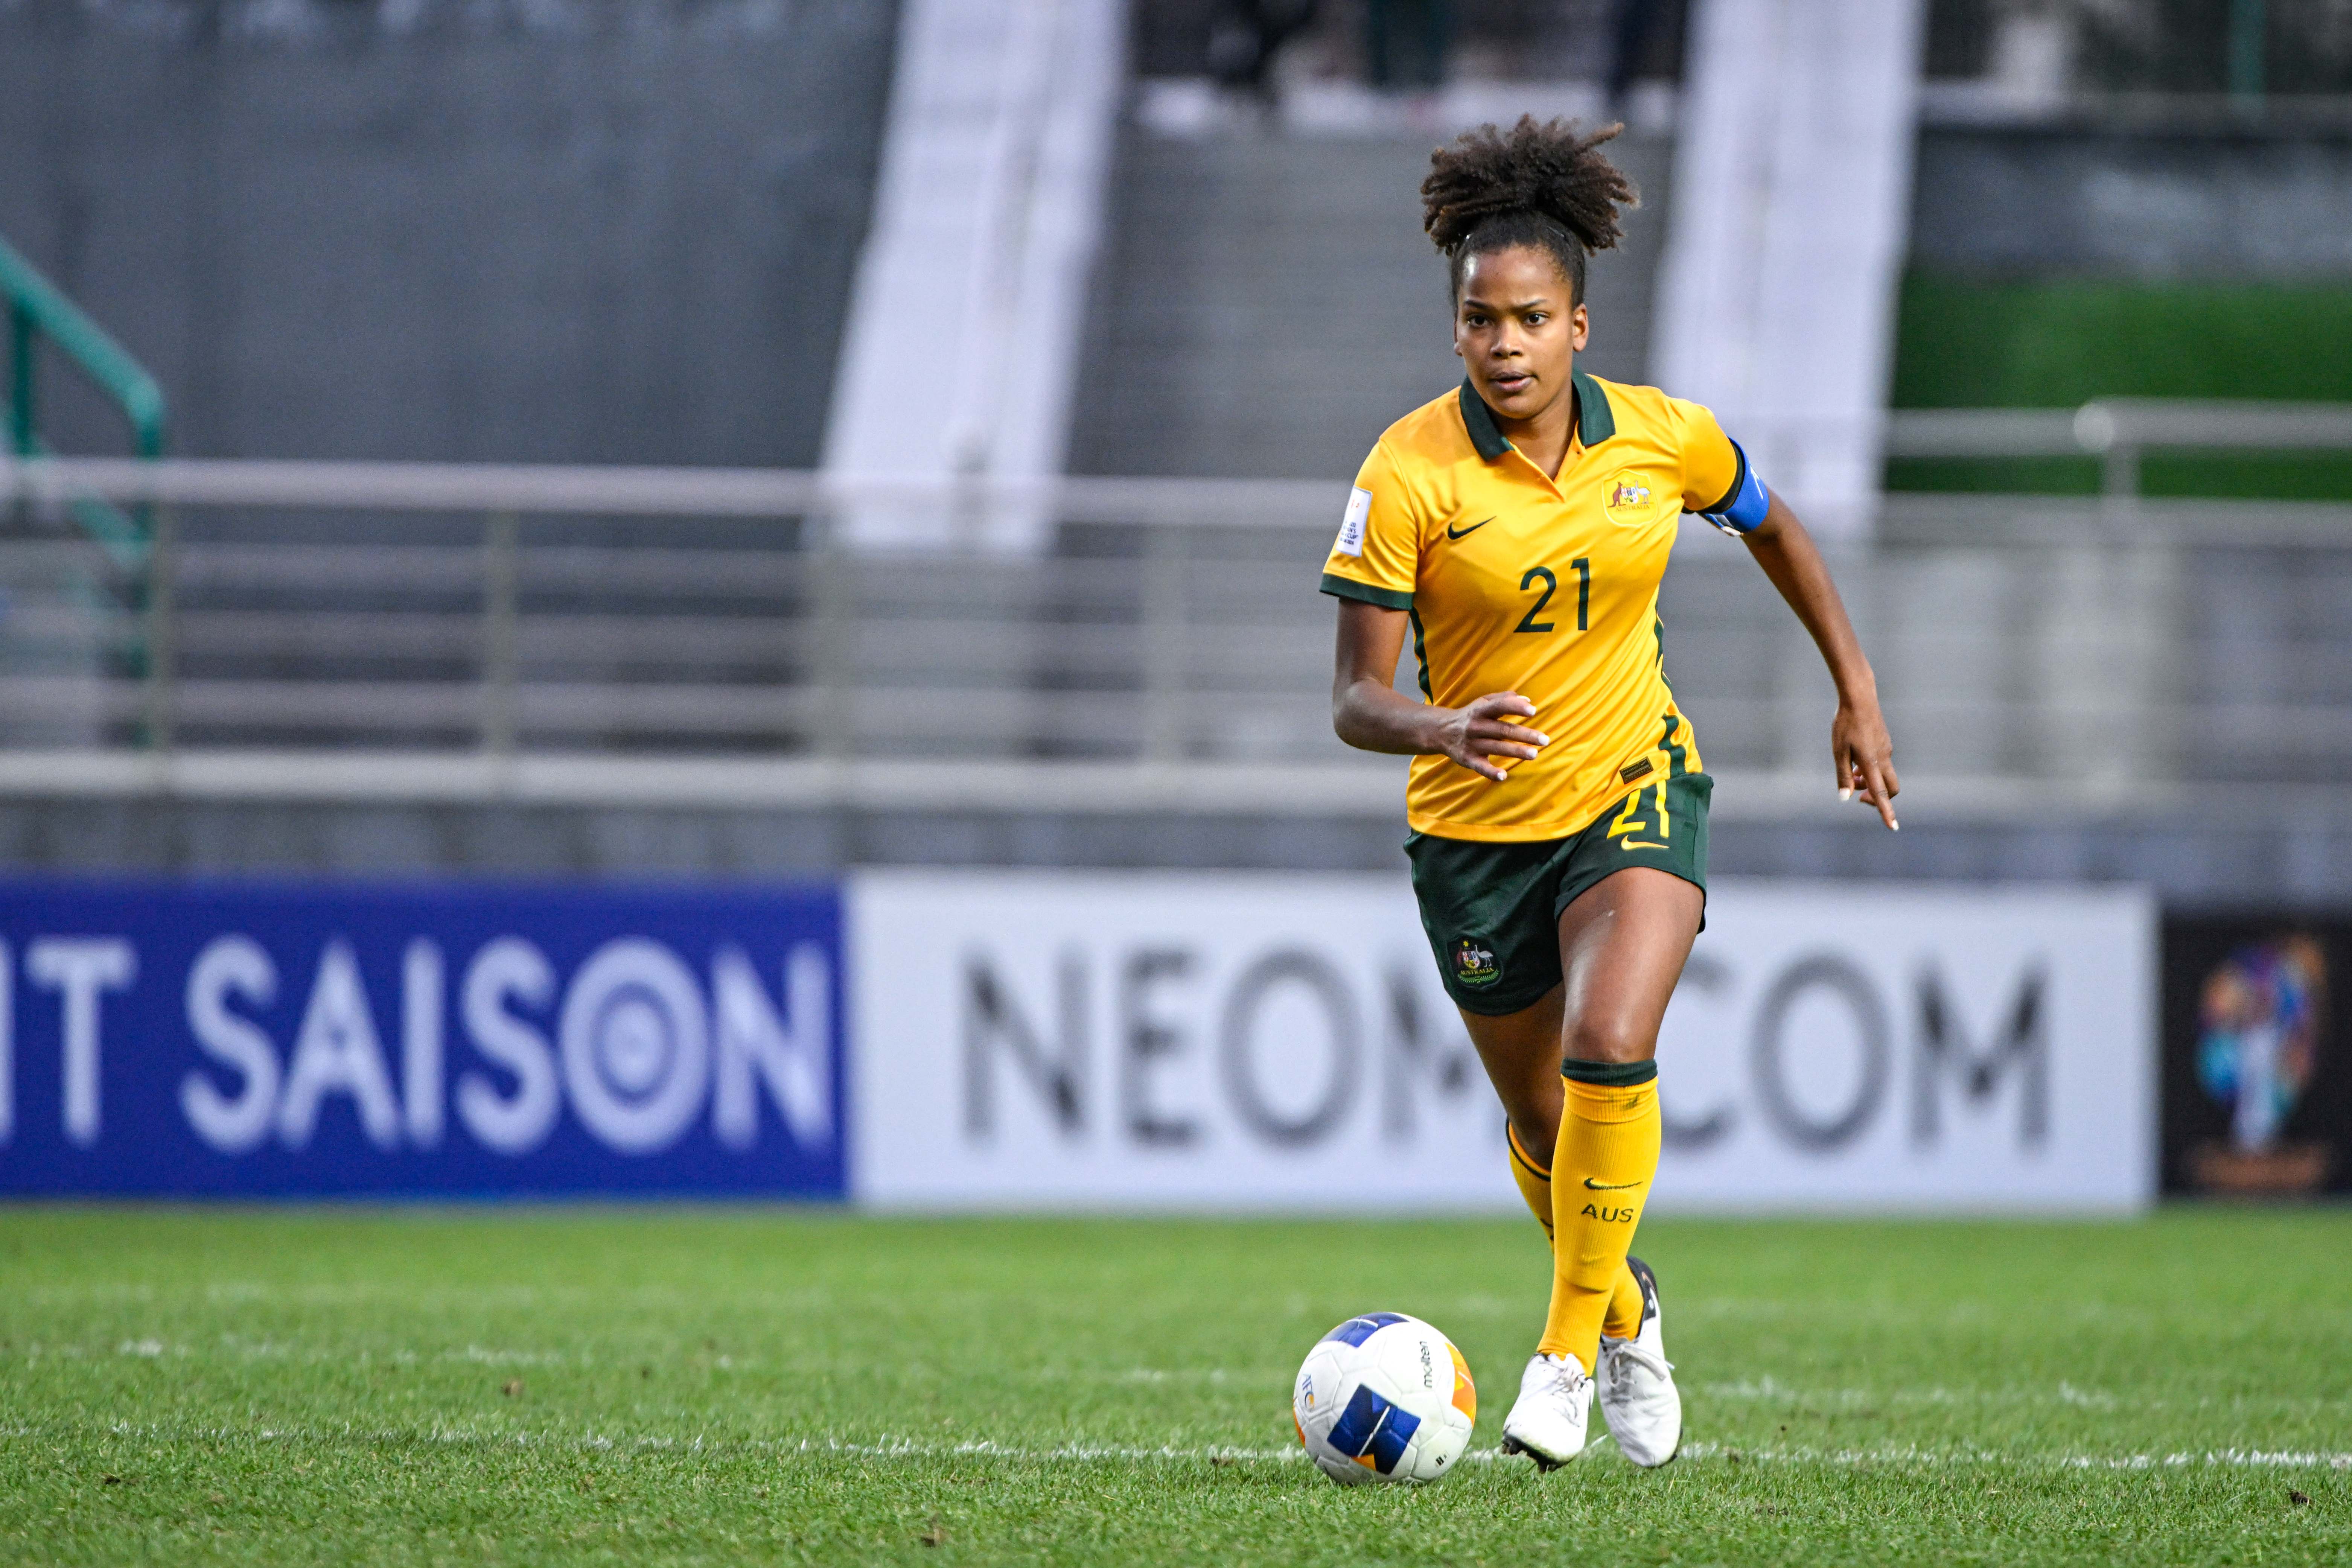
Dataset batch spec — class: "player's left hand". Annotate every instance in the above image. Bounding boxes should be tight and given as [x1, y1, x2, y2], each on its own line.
[1831, 696, 1899, 831]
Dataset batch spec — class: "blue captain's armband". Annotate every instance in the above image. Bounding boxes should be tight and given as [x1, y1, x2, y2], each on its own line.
[1697, 440, 1770, 536]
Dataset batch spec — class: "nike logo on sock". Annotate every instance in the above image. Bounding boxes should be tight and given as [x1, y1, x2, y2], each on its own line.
[1446, 517, 1494, 540]
[1583, 1177, 1641, 1190]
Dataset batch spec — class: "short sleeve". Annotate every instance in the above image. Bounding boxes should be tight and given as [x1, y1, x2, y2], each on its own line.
[1319, 440, 1419, 610]
[1672, 397, 1743, 515]
[1670, 396, 1770, 535]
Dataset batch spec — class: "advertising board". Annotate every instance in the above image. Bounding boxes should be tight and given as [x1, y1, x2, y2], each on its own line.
[0, 880, 842, 1197]
[850, 870, 1502, 1210]
[1651, 881, 2153, 1210]
[2160, 916, 2350, 1198]
[0, 871, 2154, 1209]
[851, 873, 2156, 1212]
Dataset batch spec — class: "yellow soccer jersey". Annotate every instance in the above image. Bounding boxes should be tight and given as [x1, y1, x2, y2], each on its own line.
[1321, 371, 1745, 842]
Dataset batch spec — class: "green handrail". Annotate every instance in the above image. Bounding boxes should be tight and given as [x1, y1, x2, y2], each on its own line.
[0, 233, 168, 568]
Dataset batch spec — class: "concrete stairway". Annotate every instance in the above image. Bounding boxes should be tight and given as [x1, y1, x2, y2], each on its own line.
[1067, 126, 1676, 482]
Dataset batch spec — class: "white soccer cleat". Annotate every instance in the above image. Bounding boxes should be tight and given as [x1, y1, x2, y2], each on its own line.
[1500, 1352, 1592, 1469]
[1596, 1254, 1682, 1468]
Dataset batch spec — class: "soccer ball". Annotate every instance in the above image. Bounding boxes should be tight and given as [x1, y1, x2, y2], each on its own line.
[1291, 1312, 1476, 1484]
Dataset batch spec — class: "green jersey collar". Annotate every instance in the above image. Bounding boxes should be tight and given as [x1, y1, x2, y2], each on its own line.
[1572, 368, 1616, 445]
[1456, 370, 1616, 462]
[1457, 378, 1513, 460]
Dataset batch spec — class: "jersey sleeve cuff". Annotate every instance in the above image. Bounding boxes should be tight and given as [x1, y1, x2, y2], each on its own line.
[1320, 573, 1413, 610]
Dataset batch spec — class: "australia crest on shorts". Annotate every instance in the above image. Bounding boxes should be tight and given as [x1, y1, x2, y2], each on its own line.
[1452, 937, 1500, 988]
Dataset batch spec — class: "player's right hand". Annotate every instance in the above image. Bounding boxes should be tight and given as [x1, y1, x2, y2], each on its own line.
[1437, 691, 1548, 782]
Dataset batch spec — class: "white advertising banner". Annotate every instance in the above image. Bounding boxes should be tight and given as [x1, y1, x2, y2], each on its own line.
[848, 873, 2154, 1213]
[849, 871, 1503, 1210]
[1649, 880, 2154, 1211]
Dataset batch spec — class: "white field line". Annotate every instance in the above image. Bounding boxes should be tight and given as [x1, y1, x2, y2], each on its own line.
[1684, 1377, 2352, 1414]
[76, 1281, 2350, 1341]
[22, 1343, 2352, 1425]
[798, 1439, 2352, 1471]
[18, 1340, 715, 1370]
[1679, 1442, 2352, 1471]
[34, 1342, 2352, 1417]
[5, 1420, 2345, 1473]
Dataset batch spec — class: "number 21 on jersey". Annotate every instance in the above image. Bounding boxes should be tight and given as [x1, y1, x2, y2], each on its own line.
[1515, 559, 1590, 634]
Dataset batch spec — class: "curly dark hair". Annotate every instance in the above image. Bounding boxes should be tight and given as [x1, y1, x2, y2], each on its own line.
[1421, 116, 1638, 305]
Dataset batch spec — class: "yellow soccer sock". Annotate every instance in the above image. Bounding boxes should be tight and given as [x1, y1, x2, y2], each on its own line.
[1601, 1261, 1645, 1341]
[1505, 1122, 1555, 1244]
[1539, 1062, 1662, 1371]
[1511, 1130, 1645, 1342]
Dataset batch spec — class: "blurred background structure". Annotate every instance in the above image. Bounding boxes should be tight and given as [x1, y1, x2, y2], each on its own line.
[1, 0, 2349, 906]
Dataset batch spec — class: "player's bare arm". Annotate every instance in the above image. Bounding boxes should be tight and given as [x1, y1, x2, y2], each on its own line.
[1739, 489, 1902, 829]
[1330, 598, 1547, 783]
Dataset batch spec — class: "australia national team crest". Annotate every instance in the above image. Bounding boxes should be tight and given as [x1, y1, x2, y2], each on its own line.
[1452, 937, 1499, 989]
[1605, 469, 1662, 526]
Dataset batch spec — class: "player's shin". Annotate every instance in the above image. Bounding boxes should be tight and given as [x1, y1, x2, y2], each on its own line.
[1505, 1122, 1556, 1244]
[1538, 1061, 1662, 1371]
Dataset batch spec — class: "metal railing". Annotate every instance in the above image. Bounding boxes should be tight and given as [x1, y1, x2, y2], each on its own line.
[1885, 400, 2352, 501]
[0, 461, 1349, 767]
[2, 450, 2349, 817]
[0, 236, 167, 568]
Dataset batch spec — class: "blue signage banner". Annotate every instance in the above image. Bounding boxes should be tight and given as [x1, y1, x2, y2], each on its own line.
[0, 878, 845, 1198]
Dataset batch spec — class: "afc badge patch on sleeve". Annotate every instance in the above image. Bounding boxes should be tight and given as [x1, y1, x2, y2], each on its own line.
[1334, 486, 1373, 557]
[1452, 937, 1500, 989]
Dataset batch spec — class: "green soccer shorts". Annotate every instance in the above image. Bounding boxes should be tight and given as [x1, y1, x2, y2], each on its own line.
[1405, 771, 1713, 1016]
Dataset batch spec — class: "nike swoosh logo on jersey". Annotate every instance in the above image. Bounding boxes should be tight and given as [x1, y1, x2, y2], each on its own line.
[1446, 517, 1494, 540]
[1583, 1177, 1641, 1190]
[1619, 840, 1669, 850]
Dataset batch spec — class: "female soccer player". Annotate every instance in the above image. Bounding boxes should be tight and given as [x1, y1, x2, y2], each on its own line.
[1323, 118, 1899, 1470]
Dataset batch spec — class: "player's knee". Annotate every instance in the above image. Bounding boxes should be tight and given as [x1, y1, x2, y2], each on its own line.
[1559, 1019, 1655, 1067]
[1506, 1103, 1560, 1152]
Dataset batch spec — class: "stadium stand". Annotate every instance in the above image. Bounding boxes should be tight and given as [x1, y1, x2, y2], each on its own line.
[1066, 130, 1672, 482]
[0, 0, 2349, 907]
[0, 0, 896, 468]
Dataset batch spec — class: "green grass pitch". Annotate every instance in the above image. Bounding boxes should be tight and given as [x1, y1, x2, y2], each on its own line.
[2, 1207, 2346, 1565]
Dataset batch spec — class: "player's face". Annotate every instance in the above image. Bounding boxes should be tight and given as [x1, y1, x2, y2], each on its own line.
[1452, 246, 1589, 425]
